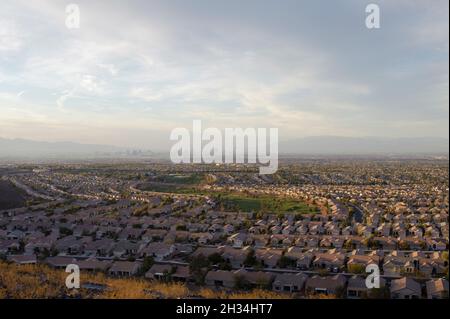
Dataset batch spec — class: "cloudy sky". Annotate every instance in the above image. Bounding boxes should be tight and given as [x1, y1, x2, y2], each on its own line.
[0, 0, 448, 149]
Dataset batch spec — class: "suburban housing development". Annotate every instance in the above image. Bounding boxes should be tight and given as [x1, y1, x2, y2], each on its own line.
[0, 159, 448, 299]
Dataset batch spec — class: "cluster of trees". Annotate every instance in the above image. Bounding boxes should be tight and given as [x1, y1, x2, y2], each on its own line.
[189, 253, 233, 284]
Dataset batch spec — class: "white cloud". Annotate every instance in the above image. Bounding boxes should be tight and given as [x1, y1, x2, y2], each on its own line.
[0, 0, 448, 146]
[79, 75, 106, 94]
[0, 20, 23, 53]
[56, 89, 75, 110]
[98, 63, 118, 76]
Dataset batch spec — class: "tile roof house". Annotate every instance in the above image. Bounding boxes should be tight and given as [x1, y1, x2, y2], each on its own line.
[426, 239, 447, 251]
[24, 237, 54, 255]
[118, 227, 144, 241]
[346, 275, 386, 299]
[373, 237, 397, 250]
[205, 270, 235, 288]
[347, 254, 380, 268]
[249, 235, 269, 248]
[54, 236, 87, 255]
[75, 258, 112, 272]
[139, 242, 175, 261]
[227, 233, 247, 248]
[141, 229, 168, 241]
[426, 278, 449, 299]
[390, 277, 422, 299]
[145, 264, 174, 280]
[192, 246, 224, 258]
[112, 241, 139, 258]
[174, 243, 194, 255]
[346, 276, 368, 299]
[284, 247, 314, 270]
[108, 261, 142, 277]
[272, 273, 308, 293]
[312, 252, 346, 272]
[194, 232, 214, 245]
[233, 269, 274, 288]
[145, 264, 191, 282]
[84, 239, 115, 257]
[0, 239, 20, 254]
[45, 256, 76, 269]
[383, 256, 408, 276]
[305, 274, 347, 296]
[221, 246, 248, 268]
[171, 265, 191, 282]
[255, 249, 283, 268]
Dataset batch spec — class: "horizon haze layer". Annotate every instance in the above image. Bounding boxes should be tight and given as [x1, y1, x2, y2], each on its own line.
[0, 135, 448, 159]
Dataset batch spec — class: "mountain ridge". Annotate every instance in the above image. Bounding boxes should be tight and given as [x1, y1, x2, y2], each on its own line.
[1, 136, 448, 158]
[278, 136, 449, 155]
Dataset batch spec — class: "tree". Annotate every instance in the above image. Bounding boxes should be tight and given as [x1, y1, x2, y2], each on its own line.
[398, 241, 410, 250]
[364, 286, 390, 299]
[189, 254, 209, 284]
[243, 249, 257, 267]
[334, 285, 347, 299]
[347, 264, 366, 274]
[441, 251, 448, 263]
[208, 253, 225, 265]
[59, 227, 73, 236]
[234, 275, 251, 290]
[138, 256, 154, 275]
[218, 261, 232, 271]
[343, 239, 354, 250]
[176, 225, 187, 231]
[255, 211, 264, 220]
[277, 256, 296, 269]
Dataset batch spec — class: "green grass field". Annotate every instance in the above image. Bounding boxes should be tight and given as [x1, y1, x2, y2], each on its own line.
[216, 193, 317, 214]
[153, 174, 204, 185]
[139, 183, 197, 194]
[138, 181, 317, 214]
[138, 170, 318, 214]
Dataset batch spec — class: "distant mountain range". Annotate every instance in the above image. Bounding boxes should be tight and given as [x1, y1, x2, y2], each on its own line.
[279, 136, 449, 155]
[0, 136, 448, 159]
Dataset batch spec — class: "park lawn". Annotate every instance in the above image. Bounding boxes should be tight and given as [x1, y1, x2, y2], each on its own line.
[139, 183, 197, 194]
[219, 194, 317, 214]
[154, 173, 204, 185]
[139, 182, 318, 214]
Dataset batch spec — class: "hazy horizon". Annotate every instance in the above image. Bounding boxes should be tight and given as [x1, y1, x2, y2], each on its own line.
[1, 135, 448, 157]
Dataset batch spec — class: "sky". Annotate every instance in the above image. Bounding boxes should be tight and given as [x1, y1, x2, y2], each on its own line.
[0, 0, 448, 150]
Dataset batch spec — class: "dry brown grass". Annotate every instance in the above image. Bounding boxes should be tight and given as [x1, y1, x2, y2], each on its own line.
[99, 279, 153, 299]
[0, 262, 295, 299]
[0, 262, 67, 298]
[196, 287, 229, 299]
[148, 282, 189, 299]
[304, 293, 337, 299]
[228, 289, 293, 299]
